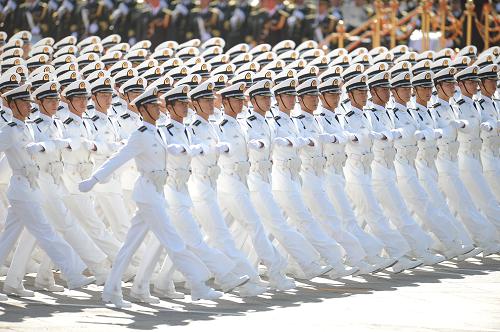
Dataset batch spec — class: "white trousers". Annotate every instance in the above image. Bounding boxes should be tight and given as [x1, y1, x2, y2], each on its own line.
[436, 160, 498, 247]
[188, 176, 259, 280]
[344, 161, 410, 259]
[301, 171, 367, 265]
[415, 160, 474, 248]
[0, 200, 86, 282]
[103, 202, 210, 297]
[63, 193, 123, 262]
[324, 170, 385, 258]
[458, 154, 500, 234]
[272, 185, 344, 266]
[375, 161, 433, 256]
[249, 176, 321, 271]
[131, 185, 236, 294]
[5, 187, 108, 289]
[218, 175, 283, 274]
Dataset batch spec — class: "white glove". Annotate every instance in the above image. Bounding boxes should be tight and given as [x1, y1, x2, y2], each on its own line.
[78, 176, 98, 193]
[480, 122, 493, 132]
[25, 142, 44, 155]
[248, 139, 263, 150]
[332, 133, 347, 144]
[273, 137, 290, 147]
[295, 136, 310, 148]
[390, 129, 403, 139]
[450, 119, 465, 129]
[318, 133, 334, 143]
[189, 144, 203, 156]
[167, 144, 185, 155]
[347, 132, 358, 142]
[53, 138, 71, 149]
[434, 129, 443, 139]
[414, 130, 425, 140]
[216, 142, 230, 153]
[369, 131, 384, 140]
[83, 139, 96, 151]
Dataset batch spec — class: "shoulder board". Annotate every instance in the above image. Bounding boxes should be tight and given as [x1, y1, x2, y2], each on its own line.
[432, 91, 437, 96]
[295, 114, 305, 119]
[138, 126, 147, 132]
[112, 102, 121, 107]
[432, 103, 441, 108]
[7, 122, 17, 127]
[393, 108, 400, 112]
[274, 115, 281, 121]
[220, 119, 228, 127]
[346, 111, 354, 117]
[248, 115, 257, 121]
[34, 118, 44, 124]
[457, 99, 465, 105]
[479, 99, 485, 104]
[91, 115, 99, 121]
[342, 99, 349, 105]
[57, 105, 64, 111]
[30, 107, 37, 113]
[63, 118, 73, 125]
[87, 104, 95, 109]
[166, 123, 174, 129]
[192, 119, 201, 126]
[120, 113, 130, 119]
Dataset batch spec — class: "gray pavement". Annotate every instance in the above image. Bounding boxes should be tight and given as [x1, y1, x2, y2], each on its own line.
[1, 255, 500, 332]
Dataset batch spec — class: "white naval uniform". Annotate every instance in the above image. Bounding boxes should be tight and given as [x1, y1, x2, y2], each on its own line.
[0, 105, 13, 228]
[455, 96, 500, 232]
[0, 118, 87, 285]
[269, 110, 345, 268]
[342, 106, 410, 259]
[115, 108, 142, 216]
[85, 110, 132, 243]
[132, 118, 239, 295]
[370, 102, 434, 256]
[60, 111, 123, 262]
[314, 105, 385, 259]
[4, 113, 109, 290]
[243, 110, 324, 274]
[92, 121, 210, 299]
[216, 113, 285, 278]
[187, 114, 259, 281]
[411, 102, 476, 251]
[432, 98, 499, 248]
[292, 110, 369, 266]
[477, 95, 500, 201]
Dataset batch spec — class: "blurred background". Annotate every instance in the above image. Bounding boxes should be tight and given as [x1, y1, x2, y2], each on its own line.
[1, 0, 499, 52]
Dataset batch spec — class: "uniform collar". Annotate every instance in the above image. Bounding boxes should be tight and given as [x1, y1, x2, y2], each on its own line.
[461, 95, 474, 104]
[249, 109, 266, 121]
[142, 121, 157, 132]
[11, 117, 25, 127]
[415, 102, 428, 111]
[480, 94, 493, 103]
[372, 103, 385, 112]
[314, 104, 332, 115]
[393, 101, 407, 110]
[351, 106, 363, 115]
[94, 109, 109, 120]
[67, 111, 83, 124]
[192, 113, 209, 125]
[437, 97, 450, 106]
[38, 112, 53, 123]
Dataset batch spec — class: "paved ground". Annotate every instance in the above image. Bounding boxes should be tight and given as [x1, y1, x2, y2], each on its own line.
[1, 255, 500, 332]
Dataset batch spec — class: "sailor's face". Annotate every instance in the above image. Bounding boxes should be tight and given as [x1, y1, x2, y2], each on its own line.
[415, 86, 432, 102]
[300, 94, 319, 113]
